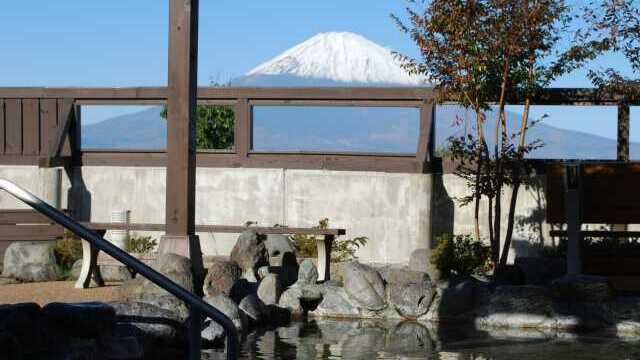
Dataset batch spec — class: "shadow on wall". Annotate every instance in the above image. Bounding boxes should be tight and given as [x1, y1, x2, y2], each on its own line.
[431, 174, 455, 248]
[65, 167, 92, 223]
[512, 176, 548, 258]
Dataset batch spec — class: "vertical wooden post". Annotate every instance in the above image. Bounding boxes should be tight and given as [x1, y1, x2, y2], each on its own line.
[564, 163, 582, 275]
[417, 99, 435, 173]
[617, 102, 630, 162]
[161, 0, 202, 261]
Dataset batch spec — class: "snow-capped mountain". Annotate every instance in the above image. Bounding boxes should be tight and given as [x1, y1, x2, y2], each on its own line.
[233, 32, 428, 87]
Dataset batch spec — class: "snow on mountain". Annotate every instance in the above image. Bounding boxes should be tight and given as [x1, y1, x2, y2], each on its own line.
[237, 32, 428, 86]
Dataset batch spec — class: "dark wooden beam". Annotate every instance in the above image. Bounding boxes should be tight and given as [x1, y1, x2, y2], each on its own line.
[417, 99, 435, 172]
[618, 102, 630, 161]
[162, 0, 201, 264]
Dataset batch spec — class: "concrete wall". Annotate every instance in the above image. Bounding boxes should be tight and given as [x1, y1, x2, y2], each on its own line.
[0, 165, 552, 265]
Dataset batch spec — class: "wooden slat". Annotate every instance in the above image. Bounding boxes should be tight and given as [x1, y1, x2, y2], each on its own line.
[0, 99, 5, 154]
[0, 225, 63, 241]
[0, 210, 58, 224]
[22, 99, 40, 155]
[417, 100, 434, 172]
[234, 98, 250, 158]
[83, 222, 345, 235]
[40, 99, 58, 155]
[4, 99, 22, 154]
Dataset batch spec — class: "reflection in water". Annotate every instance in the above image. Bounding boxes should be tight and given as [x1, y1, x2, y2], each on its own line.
[203, 319, 640, 360]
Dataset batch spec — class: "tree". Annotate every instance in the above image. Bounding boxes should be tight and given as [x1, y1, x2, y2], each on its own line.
[394, 0, 576, 269]
[160, 84, 235, 150]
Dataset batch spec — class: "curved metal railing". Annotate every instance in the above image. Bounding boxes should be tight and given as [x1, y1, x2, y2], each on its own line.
[0, 178, 239, 360]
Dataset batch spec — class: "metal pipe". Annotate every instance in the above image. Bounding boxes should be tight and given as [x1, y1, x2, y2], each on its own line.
[0, 178, 239, 360]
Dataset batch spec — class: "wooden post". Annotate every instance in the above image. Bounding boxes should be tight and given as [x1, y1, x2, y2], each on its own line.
[564, 163, 582, 275]
[417, 99, 435, 173]
[161, 0, 202, 264]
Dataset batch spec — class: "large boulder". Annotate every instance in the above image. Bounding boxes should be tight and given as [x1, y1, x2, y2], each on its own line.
[257, 273, 282, 305]
[377, 264, 430, 286]
[409, 248, 441, 281]
[238, 295, 267, 324]
[43, 302, 116, 339]
[0, 303, 48, 355]
[310, 285, 359, 318]
[264, 235, 296, 264]
[202, 259, 241, 297]
[109, 301, 184, 342]
[202, 294, 242, 344]
[387, 279, 435, 319]
[423, 277, 477, 322]
[342, 262, 386, 311]
[476, 285, 556, 328]
[297, 259, 318, 285]
[2, 242, 57, 282]
[99, 265, 133, 282]
[230, 230, 267, 282]
[551, 274, 613, 303]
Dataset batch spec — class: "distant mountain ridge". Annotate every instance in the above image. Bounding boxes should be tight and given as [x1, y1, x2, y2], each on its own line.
[82, 31, 634, 159]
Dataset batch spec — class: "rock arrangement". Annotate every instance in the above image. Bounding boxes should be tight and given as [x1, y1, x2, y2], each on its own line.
[2, 242, 58, 282]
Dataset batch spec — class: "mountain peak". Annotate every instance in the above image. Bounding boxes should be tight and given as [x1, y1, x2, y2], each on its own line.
[243, 32, 427, 86]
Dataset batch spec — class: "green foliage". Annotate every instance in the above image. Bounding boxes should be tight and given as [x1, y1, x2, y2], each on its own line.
[53, 230, 83, 271]
[127, 235, 158, 255]
[288, 218, 368, 262]
[430, 233, 491, 277]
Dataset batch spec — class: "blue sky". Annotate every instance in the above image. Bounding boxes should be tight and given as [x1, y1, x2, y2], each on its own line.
[0, 1, 637, 140]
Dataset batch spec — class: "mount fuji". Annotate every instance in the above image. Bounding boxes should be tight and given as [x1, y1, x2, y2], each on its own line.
[83, 31, 634, 159]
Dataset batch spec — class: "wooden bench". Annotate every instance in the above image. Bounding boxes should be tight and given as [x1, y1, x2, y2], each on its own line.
[546, 162, 640, 292]
[0, 209, 66, 262]
[76, 223, 345, 289]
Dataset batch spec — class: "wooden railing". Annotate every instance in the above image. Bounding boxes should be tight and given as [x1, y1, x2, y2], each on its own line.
[0, 86, 638, 173]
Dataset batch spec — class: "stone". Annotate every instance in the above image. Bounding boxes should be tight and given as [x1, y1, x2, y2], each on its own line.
[329, 262, 345, 285]
[202, 259, 241, 297]
[257, 266, 270, 280]
[100, 265, 134, 282]
[257, 273, 282, 305]
[297, 259, 318, 285]
[133, 294, 189, 322]
[424, 278, 476, 321]
[493, 265, 525, 286]
[0, 303, 47, 354]
[385, 322, 434, 355]
[0, 332, 21, 360]
[0, 277, 19, 286]
[387, 278, 435, 318]
[238, 295, 266, 324]
[264, 234, 296, 264]
[409, 248, 442, 281]
[203, 294, 243, 331]
[342, 261, 386, 311]
[98, 336, 144, 360]
[278, 287, 304, 316]
[377, 264, 430, 286]
[230, 230, 268, 282]
[71, 259, 83, 280]
[476, 285, 556, 328]
[514, 256, 566, 286]
[551, 274, 613, 302]
[2, 242, 57, 282]
[311, 285, 359, 318]
[201, 321, 225, 345]
[109, 301, 183, 341]
[43, 302, 116, 339]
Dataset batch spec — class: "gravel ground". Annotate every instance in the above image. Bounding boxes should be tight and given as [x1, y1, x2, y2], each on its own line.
[0, 281, 125, 305]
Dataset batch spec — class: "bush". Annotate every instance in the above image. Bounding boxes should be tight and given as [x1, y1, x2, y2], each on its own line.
[127, 235, 158, 255]
[289, 218, 368, 262]
[53, 230, 83, 271]
[430, 233, 490, 277]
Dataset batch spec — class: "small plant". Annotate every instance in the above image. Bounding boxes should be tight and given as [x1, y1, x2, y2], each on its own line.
[289, 218, 368, 262]
[127, 235, 158, 255]
[430, 233, 491, 277]
[53, 230, 83, 271]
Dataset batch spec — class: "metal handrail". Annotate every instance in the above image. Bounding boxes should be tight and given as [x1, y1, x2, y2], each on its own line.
[0, 179, 238, 360]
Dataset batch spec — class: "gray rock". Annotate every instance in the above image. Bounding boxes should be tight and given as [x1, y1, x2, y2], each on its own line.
[409, 248, 442, 281]
[387, 278, 434, 318]
[264, 234, 296, 263]
[201, 320, 225, 344]
[71, 259, 83, 280]
[121, 253, 193, 318]
[278, 287, 304, 316]
[203, 259, 241, 297]
[108, 301, 183, 341]
[493, 265, 525, 286]
[203, 294, 242, 331]
[297, 259, 318, 285]
[551, 274, 613, 302]
[0, 332, 21, 360]
[43, 302, 116, 339]
[385, 322, 434, 356]
[341, 325, 386, 359]
[257, 266, 270, 280]
[343, 262, 386, 311]
[424, 278, 476, 321]
[476, 285, 556, 328]
[257, 273, 282, 305]
[329, 262, 346, 285]
[99, 265, 133, 282]
[2, 242, 57, 282]
[514, 256, 566, 286]
[238, 295, 266, 324]
[230, 230, 267, 282]
[377, 264, 430, 286]
[311, 285, 359, 318]
[97, 336, 144, 360]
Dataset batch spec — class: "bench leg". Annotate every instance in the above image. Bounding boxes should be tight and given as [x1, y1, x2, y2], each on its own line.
[74, 234, 105, 289]
[316, 235, 334, 282]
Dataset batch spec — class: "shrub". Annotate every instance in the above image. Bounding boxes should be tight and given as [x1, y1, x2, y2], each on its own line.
[289, 218, 368, 262]
[53, 230, 83, 271]
[430, 233, 490, 277]
[127, 235, 158, 255]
